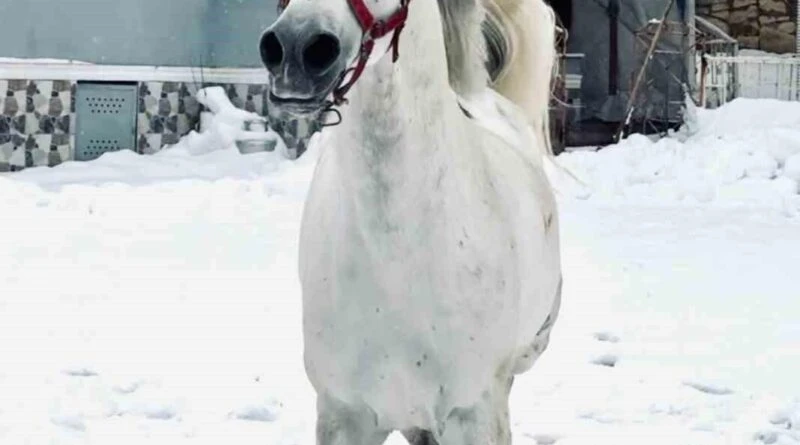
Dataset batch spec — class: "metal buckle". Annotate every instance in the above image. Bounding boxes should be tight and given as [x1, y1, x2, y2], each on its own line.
[321, 104, 343, 127]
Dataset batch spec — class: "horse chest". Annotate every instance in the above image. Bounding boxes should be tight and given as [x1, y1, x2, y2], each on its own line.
[301, 192, 520, 421]
[298, 145, 552, 428]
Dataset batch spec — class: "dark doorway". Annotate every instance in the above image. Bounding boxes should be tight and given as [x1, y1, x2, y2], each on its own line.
[545, 0, 572, 32]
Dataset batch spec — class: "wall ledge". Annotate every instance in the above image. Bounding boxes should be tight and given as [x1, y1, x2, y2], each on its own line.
[0, 61, 267, 84]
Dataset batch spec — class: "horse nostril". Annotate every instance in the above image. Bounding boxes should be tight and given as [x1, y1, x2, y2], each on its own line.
[260, 31, 284, 72]
[302, 33, 341, 74]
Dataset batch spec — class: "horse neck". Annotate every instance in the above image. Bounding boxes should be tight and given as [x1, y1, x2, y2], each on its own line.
[331, 0, 463, 199]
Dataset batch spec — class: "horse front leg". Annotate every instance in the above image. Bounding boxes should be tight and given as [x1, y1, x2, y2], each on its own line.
[404, 428, 440, 445]
[316, 394, 389, 445]
[437, 376, 514, 445]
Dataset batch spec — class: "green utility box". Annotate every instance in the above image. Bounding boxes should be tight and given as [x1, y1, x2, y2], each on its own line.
[74, 82, 139, 161]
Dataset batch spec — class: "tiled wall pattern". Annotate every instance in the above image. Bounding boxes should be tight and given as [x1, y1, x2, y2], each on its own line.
[0, 79, 272, 172]
[0, 79, 73, 171]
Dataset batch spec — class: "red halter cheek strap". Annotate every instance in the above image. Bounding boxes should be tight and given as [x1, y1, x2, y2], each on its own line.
[278, 0, 411, 106]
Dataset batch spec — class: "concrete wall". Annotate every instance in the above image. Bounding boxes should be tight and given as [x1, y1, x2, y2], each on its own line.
[0, 0, 278, 67]
[206, 0, 279, 68]
[697, 0, 798, 53]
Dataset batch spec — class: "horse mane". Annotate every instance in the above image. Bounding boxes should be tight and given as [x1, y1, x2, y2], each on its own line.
[437, 0, 558, 157]
[436, 0, 489, 97]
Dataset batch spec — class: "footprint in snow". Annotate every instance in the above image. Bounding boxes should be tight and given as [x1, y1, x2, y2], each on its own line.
[142, 405, 178, 420]
[682, 380, 733, 396]
[593, 331, 620, 343]
[231, 404, 279, 422]
[754, 430, 779, 445]
[769, 412, 791, 428]
[62, 367, 98, 378]
[590, 354, 618, 368]
[531, 433, 560, 445]
[112, 380, 143, 395]
[752, 430, 799, 445]
[117, 403, 178, 420]
[769, 405, 799, 431]
[51, 414, 86, 432]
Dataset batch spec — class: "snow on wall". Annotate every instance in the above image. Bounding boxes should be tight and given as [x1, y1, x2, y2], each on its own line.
[136, 82, 269, 154]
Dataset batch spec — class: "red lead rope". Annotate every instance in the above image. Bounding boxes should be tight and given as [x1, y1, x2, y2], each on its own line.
[278, 0, 411, 106]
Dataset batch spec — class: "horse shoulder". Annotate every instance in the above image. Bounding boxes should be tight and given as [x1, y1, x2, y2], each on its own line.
[299, 149, 342, 286]
[476, 125, 562, 343]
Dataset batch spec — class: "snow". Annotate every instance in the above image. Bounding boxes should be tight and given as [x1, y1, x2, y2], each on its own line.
[182, 86, 285, 157]
[557, 98, 800, 212]
[785, 154, 800, 181]
[1, 96, 799, 445]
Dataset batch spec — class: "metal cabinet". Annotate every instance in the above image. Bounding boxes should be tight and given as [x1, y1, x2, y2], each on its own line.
[75, 82, 138, 161]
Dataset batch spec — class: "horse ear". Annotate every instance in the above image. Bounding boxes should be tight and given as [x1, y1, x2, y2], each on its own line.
[277, 0, 290, 13]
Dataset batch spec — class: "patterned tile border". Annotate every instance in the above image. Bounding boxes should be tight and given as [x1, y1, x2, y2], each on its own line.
[0, 79, 287, 171]
[136, 81, 269, 151]
[1, 79, 73, 171]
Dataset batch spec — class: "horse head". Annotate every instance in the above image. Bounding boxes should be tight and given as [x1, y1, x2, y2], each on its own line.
[260, 0, 411, 118]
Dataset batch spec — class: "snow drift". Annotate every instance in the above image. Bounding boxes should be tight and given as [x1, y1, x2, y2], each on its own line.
[559, 98, 800, 211]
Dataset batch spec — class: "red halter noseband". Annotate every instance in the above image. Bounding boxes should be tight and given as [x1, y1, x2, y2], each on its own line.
[278, 0, 411, 106]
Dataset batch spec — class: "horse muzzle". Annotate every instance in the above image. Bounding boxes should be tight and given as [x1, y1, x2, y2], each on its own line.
[260, 20, 346, 117]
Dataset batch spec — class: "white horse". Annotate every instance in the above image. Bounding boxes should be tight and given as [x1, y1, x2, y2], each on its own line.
[260, 0, 562, 443]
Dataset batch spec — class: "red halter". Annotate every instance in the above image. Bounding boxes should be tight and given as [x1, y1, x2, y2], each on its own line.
[278, 0, 411, 106]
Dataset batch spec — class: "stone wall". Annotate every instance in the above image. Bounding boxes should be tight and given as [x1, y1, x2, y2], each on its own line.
[697, 0, 798, 53]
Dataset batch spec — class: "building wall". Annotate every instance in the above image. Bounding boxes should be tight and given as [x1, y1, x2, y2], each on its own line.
[697, 0, 798, 53]
[0, 80, 73, 170]
[0, 79, 269, 172]
[136, 82, 268, 153]
[0, 0, 278, 68]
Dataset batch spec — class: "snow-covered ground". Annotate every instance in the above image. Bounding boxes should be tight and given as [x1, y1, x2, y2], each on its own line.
[1, 96, 799, 445]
